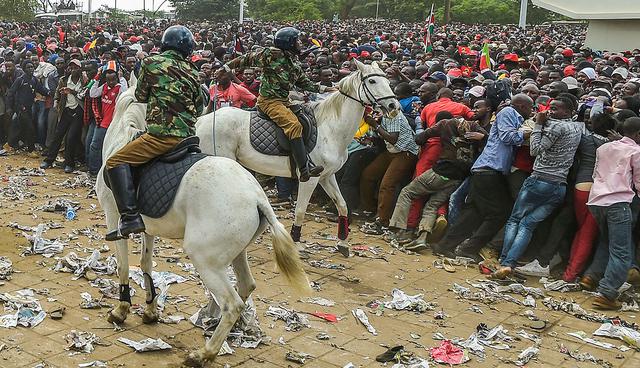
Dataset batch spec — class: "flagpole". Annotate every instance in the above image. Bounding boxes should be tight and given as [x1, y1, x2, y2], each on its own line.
[375, 0, 379, 20]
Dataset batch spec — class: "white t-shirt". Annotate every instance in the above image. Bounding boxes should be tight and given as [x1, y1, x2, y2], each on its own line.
[65, 76, 82, 109]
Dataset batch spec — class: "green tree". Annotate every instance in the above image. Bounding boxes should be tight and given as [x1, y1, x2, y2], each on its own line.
[170, 0, 239, 21]
[0, 0, 38, 21]
[247, 0, 328, 21]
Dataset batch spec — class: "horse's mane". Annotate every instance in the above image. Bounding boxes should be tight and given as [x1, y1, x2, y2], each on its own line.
[313, 62, 385, 124]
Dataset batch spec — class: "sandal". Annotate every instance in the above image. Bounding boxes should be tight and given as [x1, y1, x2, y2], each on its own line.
[489, 267, 512, 280]
[442, 259, 456, 273]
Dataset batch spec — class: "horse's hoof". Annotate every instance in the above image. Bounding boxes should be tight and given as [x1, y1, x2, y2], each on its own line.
[107, 310, 127, 324]
[184, 351, 206, 368]
[142, 311, 159, 324]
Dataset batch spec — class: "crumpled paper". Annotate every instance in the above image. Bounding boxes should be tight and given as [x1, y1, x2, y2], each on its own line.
[65, 330, 106, 353]
[430, 340, 469, 365]
[459, 324, 513, 358]
[56, 172, 94, 189]
[300, 297, 335, 307]
[542, 297, 638, 329]
[382, 289, 437, 313]
[0, 176, 36, 200]
[0, 289, 46, 328]
[593, 322, 640, 350]
[568, 331, 616, 349]
[391, 360, 430, 368]
[0, 257, 13, 280]
[21, 224, 66, 257]
[352, 308, 377, 335]
[118, 337, 172, 352]
[78, 361, 107, 368]
[308, 259, 346, 270]
[191, 296, 264, 348]
[285, 351, 313, 364]
[266, 306, 310, 332]
[514, 346, 539, 366]
[38, 197, 80, 213]
[90, 278, 136, 300]
[54, 250, 117, 278]
[541, 278, 580, 292]
[129, 267, 186, 310]
[79, 292, 111, 309]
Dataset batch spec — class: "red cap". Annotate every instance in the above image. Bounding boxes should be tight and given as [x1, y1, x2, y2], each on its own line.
[348, 52, 358, 60]
[562, 48, 574, 58]
[360, 51, 370, 58]
[612, 55, 629, 64]
[128, 36, 139, 43]
[447, 68, 463, 78]
[563, 65, 576, 76]
[503, 53, 519, 62]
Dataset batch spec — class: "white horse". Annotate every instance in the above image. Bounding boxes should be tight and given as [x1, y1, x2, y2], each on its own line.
[96, 73, 310, 367]
[195, 60, 399, 249]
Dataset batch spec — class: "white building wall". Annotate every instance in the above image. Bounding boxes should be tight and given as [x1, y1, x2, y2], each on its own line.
[586, 20, 640, 52]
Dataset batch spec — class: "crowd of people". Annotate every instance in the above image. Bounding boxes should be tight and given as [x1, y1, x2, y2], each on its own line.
[0, 17, 639, 309]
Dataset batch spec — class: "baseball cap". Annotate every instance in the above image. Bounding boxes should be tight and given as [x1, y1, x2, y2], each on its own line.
[561, 76, 579, 90]
[427, 71, 447, 82]
[468, 86, 486, 98]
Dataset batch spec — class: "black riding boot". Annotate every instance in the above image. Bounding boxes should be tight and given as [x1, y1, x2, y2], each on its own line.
[290, 137, 323, 182]
[105, 164, 146, 241]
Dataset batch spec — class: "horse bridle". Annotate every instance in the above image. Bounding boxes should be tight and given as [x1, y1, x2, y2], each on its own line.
[340, 71, 397, 109]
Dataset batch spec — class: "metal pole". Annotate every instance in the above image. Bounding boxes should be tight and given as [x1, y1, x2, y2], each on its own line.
[239, 1, 244, 23]
[375, 0, 379, 20]
[143, 0, 146, 20]
[87, 0, 92, 23]
[519, 0, 528, 29]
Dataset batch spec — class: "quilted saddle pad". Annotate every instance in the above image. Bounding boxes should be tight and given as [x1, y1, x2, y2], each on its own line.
[249, 105, 318, 156]
[136, 153, 208, 218]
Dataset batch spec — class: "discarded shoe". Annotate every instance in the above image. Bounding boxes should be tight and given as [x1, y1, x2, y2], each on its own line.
[628, 267, 640, 287]
[489, 267, 512, 280]
[375, 345, 404, 363]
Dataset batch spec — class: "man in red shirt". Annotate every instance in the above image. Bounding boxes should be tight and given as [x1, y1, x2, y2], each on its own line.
[208, 68, 256, 111]
[405, 88, 475, 239]
[240, 68, 260, 97]
[86, 68, 127, 175]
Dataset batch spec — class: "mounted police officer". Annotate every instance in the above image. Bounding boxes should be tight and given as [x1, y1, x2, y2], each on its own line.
[104, 25, 203, 241]
[224, 27, 337, 182]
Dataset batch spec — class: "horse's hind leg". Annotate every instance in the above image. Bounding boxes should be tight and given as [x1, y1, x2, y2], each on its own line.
[232, 250, 256, 303]
[108, 237, 132, 324]
[140, 234, 159, 324]
[184, 268, 243, 367]
[291, 178, 320, 242]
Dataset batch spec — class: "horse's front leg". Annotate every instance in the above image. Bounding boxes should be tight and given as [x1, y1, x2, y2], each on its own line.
[320, 174, 350, 257]
[290, 177, 320, 243]
[140, 234, 159, 324]
[108, 237, 132, 324]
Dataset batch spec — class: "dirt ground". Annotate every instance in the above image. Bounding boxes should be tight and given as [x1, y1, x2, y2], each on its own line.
[0, 153, 638, 368]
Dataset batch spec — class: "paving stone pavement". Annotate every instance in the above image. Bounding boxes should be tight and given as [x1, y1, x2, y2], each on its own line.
[0, 154, 638, 368]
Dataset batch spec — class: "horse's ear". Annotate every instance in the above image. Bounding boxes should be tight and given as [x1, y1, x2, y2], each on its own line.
[129, 71, 137, 88]
[372, 61, 380, 70]
[354, 58, 366, 73]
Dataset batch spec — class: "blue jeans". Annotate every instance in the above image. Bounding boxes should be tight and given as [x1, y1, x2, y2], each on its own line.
[276, 177, 295, 199]
[87, 125, 107, 175]
[32, 101, 48, 146]
[500, 176, 566, 267]
[448, 177, 470, 225]
[585, 202, 637, 300]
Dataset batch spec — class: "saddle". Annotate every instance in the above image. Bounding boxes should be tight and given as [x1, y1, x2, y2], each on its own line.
[105, 136, 207, 218]
[249, 104, 318, 156]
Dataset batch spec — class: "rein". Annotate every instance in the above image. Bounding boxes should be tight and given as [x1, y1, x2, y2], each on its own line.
[339, 71, 396, 109]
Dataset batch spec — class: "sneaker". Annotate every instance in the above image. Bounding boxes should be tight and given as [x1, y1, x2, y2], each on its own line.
[514, 259, 550, 277]
[393, 229, 415, 245]
[426, 215, 448, 243]
[64, 165, 75, 174]
[40, 160, 53, 169]
[579, 275, 597, 291]
[592, 294, 621, 311]
[404, 238, 428, 252]
[628, 268, 640, 287]
[479, 247, 500, 261]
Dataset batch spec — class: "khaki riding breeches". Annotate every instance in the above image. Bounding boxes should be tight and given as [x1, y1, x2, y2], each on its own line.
[257, 96, 303, 139]
[106, 133, 183, 169]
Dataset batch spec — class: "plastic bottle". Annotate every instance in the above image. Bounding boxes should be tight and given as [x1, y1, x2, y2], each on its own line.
[65, 207, 76, 220]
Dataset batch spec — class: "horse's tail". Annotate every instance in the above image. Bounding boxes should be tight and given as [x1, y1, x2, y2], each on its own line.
[257, 200, 311, 295]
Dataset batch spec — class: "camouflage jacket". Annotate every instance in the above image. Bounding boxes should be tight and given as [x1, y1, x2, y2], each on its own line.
[228, 47, 319, 100]
[135, 50, 203, 138]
